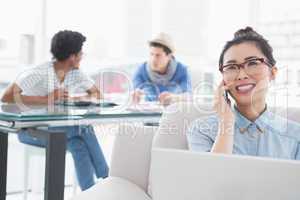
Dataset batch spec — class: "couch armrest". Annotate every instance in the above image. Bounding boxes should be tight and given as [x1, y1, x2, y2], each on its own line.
[71, 177, 151, 200]
[109, 123, 158, 191]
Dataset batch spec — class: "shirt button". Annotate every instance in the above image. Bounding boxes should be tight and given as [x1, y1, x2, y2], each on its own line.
[239, 127, 247, 134]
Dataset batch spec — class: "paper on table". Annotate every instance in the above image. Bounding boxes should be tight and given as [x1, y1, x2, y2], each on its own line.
[127, 101, 164, 112]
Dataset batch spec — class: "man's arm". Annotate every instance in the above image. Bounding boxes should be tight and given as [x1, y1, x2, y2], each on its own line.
[158, 91, 191, 105]
[87, 85, 102, 99]
[1, 83, 67, 105]
[70, 70, 102, 101]
[179, 66, 192, 93]
[68, 85, 102, 101]
[158, 65, 192, 105]
[1, 83, 48, 104]
[132, 64, 148, 103]
[1, 83, 19, 103]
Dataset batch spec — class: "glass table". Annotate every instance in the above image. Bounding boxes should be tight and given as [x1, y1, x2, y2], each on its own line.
[0, 103, 163, 200]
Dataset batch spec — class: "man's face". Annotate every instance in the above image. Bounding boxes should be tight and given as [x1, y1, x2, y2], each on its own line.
[149, 46, 171, 74]
[71, 51, 83, 69]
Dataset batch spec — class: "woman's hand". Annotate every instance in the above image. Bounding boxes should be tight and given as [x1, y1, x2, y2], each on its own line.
[213, 81, 235, 123]
[210, 81, 236, 154]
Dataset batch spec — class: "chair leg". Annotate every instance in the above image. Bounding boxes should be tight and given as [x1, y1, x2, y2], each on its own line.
[23, 146, 29, 200]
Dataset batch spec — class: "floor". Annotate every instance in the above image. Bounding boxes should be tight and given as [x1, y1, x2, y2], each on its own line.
[5, 123, 117, 200]
[7, 186, 80, 200]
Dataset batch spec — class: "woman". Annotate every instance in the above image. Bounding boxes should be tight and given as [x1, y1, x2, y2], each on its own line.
[188, 27, 300, 159]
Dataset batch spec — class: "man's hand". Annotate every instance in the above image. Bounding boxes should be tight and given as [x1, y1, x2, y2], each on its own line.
[132, 89, 145, 104]
[158, 92, 176, 106]
[47, 88, 69, 103]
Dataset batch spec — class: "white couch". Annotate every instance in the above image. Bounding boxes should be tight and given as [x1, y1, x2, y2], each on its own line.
[70, 123, 157, 200]
[71, 102, 300, 200]
[71, 102, 208, 200]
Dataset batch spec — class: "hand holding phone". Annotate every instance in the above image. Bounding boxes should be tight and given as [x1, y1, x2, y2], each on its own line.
[213, 81, 235, 120]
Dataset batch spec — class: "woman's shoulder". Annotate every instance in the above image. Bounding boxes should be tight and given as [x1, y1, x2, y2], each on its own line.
[268, 112, 300, 140]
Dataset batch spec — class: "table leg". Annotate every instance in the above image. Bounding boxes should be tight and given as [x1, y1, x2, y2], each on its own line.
[0, 133, 8, 200]
[44, 131, 66, 200]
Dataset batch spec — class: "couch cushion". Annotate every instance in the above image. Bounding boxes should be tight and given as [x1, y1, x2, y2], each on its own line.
[71, 177, 151, 200]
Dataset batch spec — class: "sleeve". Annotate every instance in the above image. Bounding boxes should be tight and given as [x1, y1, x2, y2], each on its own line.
[144, 85, 159, 101]
[178, 66, 192, 93]
[15, 69, 43, 94]
[132, 64, 145, 89]
[187, 118, 217, 152]
[77, 71, 95, 91]
[132, 64, 160, 101]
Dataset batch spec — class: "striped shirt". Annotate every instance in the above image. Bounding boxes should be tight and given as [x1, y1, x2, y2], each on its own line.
[15, 62, 94, 96]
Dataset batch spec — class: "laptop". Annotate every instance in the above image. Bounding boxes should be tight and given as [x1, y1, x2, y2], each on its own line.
[56, 100, 118, 107]
[151, 148, 300, 200]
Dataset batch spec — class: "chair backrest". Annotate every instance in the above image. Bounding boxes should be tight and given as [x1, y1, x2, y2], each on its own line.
[152, 102, 213, 150]
[269, 106, 300, 123]
[109, 123, 158, 191]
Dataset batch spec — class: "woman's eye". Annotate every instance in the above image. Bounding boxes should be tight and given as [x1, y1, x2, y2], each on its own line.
[247, 60, 259, 66]
[223, 65, 238, 72]
[226, 65, 237, 70]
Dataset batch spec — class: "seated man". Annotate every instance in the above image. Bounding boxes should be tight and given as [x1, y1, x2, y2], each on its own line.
[132, 32, 192, 105]
[1, 30, 109, 190]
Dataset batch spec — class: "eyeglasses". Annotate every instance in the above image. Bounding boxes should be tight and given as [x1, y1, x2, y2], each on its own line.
[220, 57, 272, 81]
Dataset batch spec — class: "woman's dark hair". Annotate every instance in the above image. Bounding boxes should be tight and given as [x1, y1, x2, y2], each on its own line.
[149, 42, 172, 55]
[51, 30, 86, 61]
[219, 26, 276, 71]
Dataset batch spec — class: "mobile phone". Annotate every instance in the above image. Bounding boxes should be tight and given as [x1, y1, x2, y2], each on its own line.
[223, 90, 231, 106]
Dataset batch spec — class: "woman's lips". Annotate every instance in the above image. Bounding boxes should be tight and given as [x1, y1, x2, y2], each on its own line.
[235, 83, 256, 94]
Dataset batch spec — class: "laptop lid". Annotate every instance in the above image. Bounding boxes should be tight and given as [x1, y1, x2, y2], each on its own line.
[151, 148, 300, 200]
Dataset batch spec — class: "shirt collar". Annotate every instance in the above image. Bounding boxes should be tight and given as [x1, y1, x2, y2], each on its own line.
[233, 105, 271, 134]
[253, 107, 271, 133]
[51, 61, 76, 87]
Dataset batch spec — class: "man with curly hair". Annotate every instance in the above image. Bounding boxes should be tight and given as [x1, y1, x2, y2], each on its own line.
[1, 30, 109, 190]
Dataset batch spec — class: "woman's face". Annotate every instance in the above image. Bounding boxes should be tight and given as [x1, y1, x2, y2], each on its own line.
[222, 42, 276, 108]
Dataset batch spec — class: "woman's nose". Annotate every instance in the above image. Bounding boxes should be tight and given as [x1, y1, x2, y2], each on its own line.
[236, 67, 249, 80]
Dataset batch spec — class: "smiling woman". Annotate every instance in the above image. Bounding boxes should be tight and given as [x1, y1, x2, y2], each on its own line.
[187, 27, 300, 161]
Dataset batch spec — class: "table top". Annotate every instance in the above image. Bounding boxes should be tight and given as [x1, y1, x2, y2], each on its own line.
[0, 102, 163, 129]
